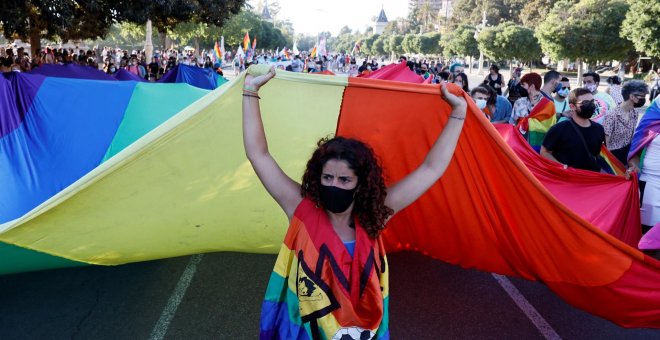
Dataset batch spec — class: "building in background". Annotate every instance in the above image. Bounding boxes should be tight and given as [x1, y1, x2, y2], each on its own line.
[261, 0, 273, 22]
[373, 7, 389, 35]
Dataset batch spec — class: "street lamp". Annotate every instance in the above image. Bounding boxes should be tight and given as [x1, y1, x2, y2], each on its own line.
[474, 11, 487, 76]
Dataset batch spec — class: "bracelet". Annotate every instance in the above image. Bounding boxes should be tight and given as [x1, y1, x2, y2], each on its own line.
[242, 93, 261, 99]
[243, 86, 258, 92]
[243, 89, 259, 96]
[449, 115, 465, 120]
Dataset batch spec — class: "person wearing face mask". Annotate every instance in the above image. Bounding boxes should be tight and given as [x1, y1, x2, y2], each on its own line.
[510, 72, 557, 152]
[472, 85, 512, 124]
[504, 67, 527, 106]
[555, 77, 571, 120]
[582, 72, 616, 122]
[244, 66, 467, 339]
[541, 88, 605, 172]
[629, 97, 660, 233]
[602, 80, 649, 165]
[470, 86, 490, 118]
[540, 70, 562, 101]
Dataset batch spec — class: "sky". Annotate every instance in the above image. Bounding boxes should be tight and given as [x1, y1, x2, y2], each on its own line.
[249, 0, 410, 36]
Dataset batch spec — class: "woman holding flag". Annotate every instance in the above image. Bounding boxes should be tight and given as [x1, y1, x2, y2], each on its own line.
[243, 65, 467, 339]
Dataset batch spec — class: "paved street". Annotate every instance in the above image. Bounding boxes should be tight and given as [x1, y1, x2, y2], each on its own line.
[0, 251, 658, 339]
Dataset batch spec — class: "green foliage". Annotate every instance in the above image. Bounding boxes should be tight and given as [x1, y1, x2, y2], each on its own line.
[361, 34, 380, 55]
[0, 0, 246, 55]
[536, 0, 634, 63]
[0, 1, 117, 48]
[519, 0, 561, 27]
[441, 24, 479, 57]
[450, 0, 526, 29]
[402, 34, 421, 54]
[477, 22, 541, 62]
[621, 0, 660, 57]
[117, 0, 245, 34]
[372, 36, 387, 56]
[219, 10, 288, 50]
[95, 8, 287, 52]
[420, 32, 442, 55]
[386, 35, 405, 55]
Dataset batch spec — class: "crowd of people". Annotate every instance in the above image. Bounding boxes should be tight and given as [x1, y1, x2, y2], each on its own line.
[0, 44, 230, 81]
[463, 66, 660, 237]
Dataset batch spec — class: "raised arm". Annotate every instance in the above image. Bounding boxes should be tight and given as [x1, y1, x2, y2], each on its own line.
[243, 66, 302, 219]
[384, 83, 467, 215]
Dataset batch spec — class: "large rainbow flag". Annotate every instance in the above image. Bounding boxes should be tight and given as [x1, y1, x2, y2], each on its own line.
[0, 67, 659, 328]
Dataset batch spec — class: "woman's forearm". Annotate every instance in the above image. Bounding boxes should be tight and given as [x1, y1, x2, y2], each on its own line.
[242, 95, 269, 160]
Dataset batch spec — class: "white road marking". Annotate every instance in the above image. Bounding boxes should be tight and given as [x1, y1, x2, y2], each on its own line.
[149, 254, 204, 340]
[492, 273, 562, 340]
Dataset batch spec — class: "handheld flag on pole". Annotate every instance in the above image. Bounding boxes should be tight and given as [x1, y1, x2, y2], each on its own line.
[293, 41, 299, 55]
[252, 37, 257, 51]
[351, 41, 361, 55]
[213, 41, 222, 61]
[310, 46, 317, 58]
[242, 32, 250, 51]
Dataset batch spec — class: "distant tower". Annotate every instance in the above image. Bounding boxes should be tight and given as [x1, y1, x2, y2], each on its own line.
[373, 6, 388, 35]
[262, 0, 273, 22]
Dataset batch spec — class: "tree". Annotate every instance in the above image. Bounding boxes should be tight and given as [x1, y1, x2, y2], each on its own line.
[0, 0, 246, 56]
[450, 0, 526, 29]
[0, 0, 117, 56]
[416, 1, 438, 33]
[402, 34, 421, 55]
[537, 0, 634, 83]
[477, 22, 541, 64]
[382, 19, 407, 36]
[621, 0, 660, 58]
[441, 24, 479, 58]
[420, 32, 442, 55]
[519, 0, 561, 27]
[361, 34, 380, 56]
[386, 35, 405, 56]
[219, 10, 288, 50]
[536, 0, 634, 68]
[372, 36, 387, 56]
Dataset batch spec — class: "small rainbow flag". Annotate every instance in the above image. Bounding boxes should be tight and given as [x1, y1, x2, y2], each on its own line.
[242, 32, 250, 52]
[252, 37, 257, 51]
[213, 41, 222, 61]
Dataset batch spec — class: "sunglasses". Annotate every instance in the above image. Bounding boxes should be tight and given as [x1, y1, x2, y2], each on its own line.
[561, 86, 571, 90]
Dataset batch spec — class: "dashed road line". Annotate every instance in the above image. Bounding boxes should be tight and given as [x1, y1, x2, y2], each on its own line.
[492, 273, 562, 340]
[149, 254, 204, 340]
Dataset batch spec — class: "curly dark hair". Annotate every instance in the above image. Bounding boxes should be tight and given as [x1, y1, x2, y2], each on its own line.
[301, 136, 393, 239]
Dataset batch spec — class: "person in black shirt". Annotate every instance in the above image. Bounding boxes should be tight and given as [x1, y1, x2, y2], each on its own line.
[483, 64, 504, 95]
[504, 67, 527, 106]
[148, 57, 159, 81]
[541, 88, 605, 172]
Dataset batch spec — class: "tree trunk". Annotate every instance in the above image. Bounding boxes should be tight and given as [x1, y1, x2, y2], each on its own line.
[160, 31, 166, 51]
[469, 56, 473, 74]
[194, 37, 199, 57]
[29, 23, 41, 58]
[576, 58, 584, 87]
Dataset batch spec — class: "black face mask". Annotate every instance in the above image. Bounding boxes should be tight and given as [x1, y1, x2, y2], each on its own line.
[576, 101, 596, 119]
[319, 185, 357, 213]
[634, 98, 646, 108]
